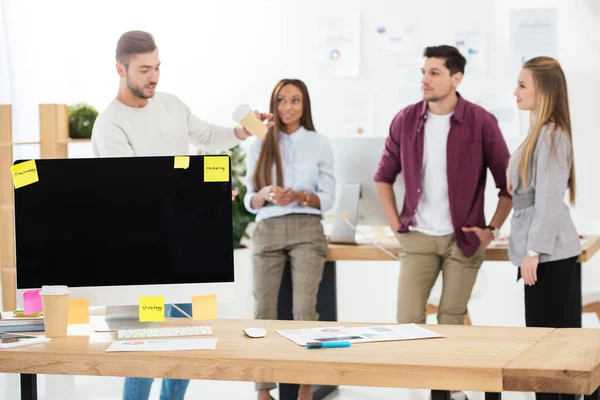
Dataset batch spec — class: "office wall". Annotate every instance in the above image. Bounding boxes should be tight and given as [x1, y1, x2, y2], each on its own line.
[4, 0, 599, 209]
[3, 0, 600, 325]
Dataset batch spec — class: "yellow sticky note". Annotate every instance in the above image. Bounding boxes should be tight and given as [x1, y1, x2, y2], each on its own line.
[192, 295, 218, 320]
[174, 156, 190, 169]
[139, 296, 165, 322]
[10, 160, 39, 189]
[204, 156, 229, 182]
[68, 298, 90, 325]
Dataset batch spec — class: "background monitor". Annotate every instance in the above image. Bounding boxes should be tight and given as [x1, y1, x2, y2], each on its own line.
[329, 137, 405, 243]
[13, 155, 234, 330]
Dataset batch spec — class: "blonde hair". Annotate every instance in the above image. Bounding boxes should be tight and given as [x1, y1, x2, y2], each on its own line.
[518, 56, 576, 205]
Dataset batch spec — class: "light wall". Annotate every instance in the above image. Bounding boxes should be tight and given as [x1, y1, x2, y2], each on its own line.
[2, 0, 600, 323]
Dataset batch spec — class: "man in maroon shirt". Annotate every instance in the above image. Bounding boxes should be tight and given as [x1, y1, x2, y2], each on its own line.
[375, 45, 512, 326]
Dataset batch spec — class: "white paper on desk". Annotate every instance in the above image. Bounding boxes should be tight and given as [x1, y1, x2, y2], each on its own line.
[106, 338, 218, 352]
[345, 324, 444, 343]
[277, 326, 353, 346]
[277, 324, 443, 346]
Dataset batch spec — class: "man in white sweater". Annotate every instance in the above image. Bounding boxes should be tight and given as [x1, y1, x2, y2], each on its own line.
[91, 30, 271, 400]
[92, 30, 266, 157]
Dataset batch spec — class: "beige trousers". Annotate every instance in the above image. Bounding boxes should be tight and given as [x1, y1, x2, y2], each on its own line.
[397, 231, 484, 325]
[252, 214, 328, 391]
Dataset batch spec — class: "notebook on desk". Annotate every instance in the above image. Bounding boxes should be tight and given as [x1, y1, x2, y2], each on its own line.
[0, 312, 44, 333]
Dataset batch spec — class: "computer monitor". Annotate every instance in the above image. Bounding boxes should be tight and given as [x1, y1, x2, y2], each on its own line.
[329, 137, 405, 243]
[13, 155, 234, 330]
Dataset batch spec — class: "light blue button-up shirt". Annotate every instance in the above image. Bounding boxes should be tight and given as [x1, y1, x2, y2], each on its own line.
[243, 127, 336, 222]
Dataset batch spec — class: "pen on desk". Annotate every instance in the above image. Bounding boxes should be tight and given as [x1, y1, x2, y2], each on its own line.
[313, 336, 362, 342]
[306, 341, 351, 349]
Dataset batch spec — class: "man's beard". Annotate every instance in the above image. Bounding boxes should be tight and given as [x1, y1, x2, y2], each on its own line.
[127, 77, 155, 99]
[423, 88, 452, 103]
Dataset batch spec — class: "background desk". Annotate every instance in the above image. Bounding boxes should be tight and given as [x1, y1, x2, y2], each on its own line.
[276, 235, 600, 399]
[326, 235, 600, 262]
[1, 319, 598, 400]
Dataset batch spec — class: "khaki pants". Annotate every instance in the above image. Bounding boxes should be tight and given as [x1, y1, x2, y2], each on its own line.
[252, 214, 328, 391]
[397, 231, 484, 325]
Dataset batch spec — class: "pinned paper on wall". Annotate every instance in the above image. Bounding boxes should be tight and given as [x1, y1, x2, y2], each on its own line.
[477, 93, 521, 139]
[398, 86, 422, 109]
[510, 8, 557, 73]
[455, 30, 487, 76]
[317, 10, 361, 77]
[204, 156, 229, 182]
[379, 24, 418, 56]
[174, 156, 190, 169]
[192, 295, 218, 320]
[23, 289, 42, 315]
[139, 296, 165, 322]
[68, 298, 90, 325]
[343, 94, 375, 137]
[10, 160, 39, 189]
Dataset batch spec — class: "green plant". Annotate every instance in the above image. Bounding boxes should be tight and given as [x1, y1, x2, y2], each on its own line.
[196, 144, 255, 248]
[68, 103, 98, 139]
[229, 144, 255, 249]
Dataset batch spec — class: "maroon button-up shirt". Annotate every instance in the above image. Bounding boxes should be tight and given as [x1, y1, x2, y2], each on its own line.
[374, 94, 511, 257]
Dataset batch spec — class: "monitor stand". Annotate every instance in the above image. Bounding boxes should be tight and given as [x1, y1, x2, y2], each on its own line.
[330, 184, 361, 244]
[94, 305, 159, 332]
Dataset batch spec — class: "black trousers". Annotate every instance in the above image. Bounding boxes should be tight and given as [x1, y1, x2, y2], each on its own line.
[519, 255, 580, 400]
[521, 256, 580, 329]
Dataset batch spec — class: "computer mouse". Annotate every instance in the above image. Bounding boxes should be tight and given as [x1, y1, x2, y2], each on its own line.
[243, 328, 266, 338]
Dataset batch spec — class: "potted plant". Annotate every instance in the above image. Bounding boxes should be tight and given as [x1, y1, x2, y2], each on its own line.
[68, 103, 98, 139]
[229, 144, 256, 249]
[220, 144, 256, 319]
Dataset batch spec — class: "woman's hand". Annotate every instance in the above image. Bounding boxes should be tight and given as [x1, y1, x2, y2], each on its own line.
[271, 188, 295, 206]
[258, 185, 274, 202]
[520, 254, 539, 286]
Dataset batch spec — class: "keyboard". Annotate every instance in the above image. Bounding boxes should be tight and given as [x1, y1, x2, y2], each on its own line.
[117, 326, 213, 339]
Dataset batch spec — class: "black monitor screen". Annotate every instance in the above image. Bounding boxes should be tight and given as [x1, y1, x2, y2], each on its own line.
[13, 155, 234, 289]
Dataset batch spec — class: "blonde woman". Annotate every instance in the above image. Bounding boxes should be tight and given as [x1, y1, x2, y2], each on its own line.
[508, 56, 581, 331]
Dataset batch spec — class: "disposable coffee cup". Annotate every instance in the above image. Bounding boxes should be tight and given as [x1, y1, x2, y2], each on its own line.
[233, 104, 268, 139]
[40, 285, 70, 338]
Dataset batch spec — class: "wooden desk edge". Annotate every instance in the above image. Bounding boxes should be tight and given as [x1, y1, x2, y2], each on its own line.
[327, 235, 600, 263]
[503, 329, 600, 395]
[503, 366, 599, 395]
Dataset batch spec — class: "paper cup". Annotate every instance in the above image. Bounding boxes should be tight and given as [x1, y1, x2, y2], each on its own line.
[41, 285, 70, 338]
[233, 104, 268, 139]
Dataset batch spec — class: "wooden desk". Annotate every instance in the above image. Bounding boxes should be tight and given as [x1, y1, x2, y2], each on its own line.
[0, 319, 598, 400]
[276, 235, 600, 398]
[327, 235, 600, 262]
[505, 328, 600, 396]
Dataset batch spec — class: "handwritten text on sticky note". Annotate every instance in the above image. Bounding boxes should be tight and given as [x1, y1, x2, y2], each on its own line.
[174, 156, 190, 169]
[139, 296, 165, 322]
[204, 156, 229, 182]
[23, 289, 42, 315]
[192, 295, 218, 320]
[68, 298, 90, 325]
[10, 160, 39, 189]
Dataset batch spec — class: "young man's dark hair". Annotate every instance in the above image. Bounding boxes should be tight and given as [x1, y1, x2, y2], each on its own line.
[423, 45, 466, 75]
[115, 30, 157, 67]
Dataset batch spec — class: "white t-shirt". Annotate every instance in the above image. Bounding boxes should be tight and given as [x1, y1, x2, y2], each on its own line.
[412, 111, 454, 236]
[91, 92, 240, 157]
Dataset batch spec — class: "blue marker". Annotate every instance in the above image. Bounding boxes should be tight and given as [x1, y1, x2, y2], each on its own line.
[306, 341, 351, 349]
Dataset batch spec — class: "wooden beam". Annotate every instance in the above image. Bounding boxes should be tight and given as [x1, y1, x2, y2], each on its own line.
[0, 105, 16, 311]
[39, 104, 68, 159]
